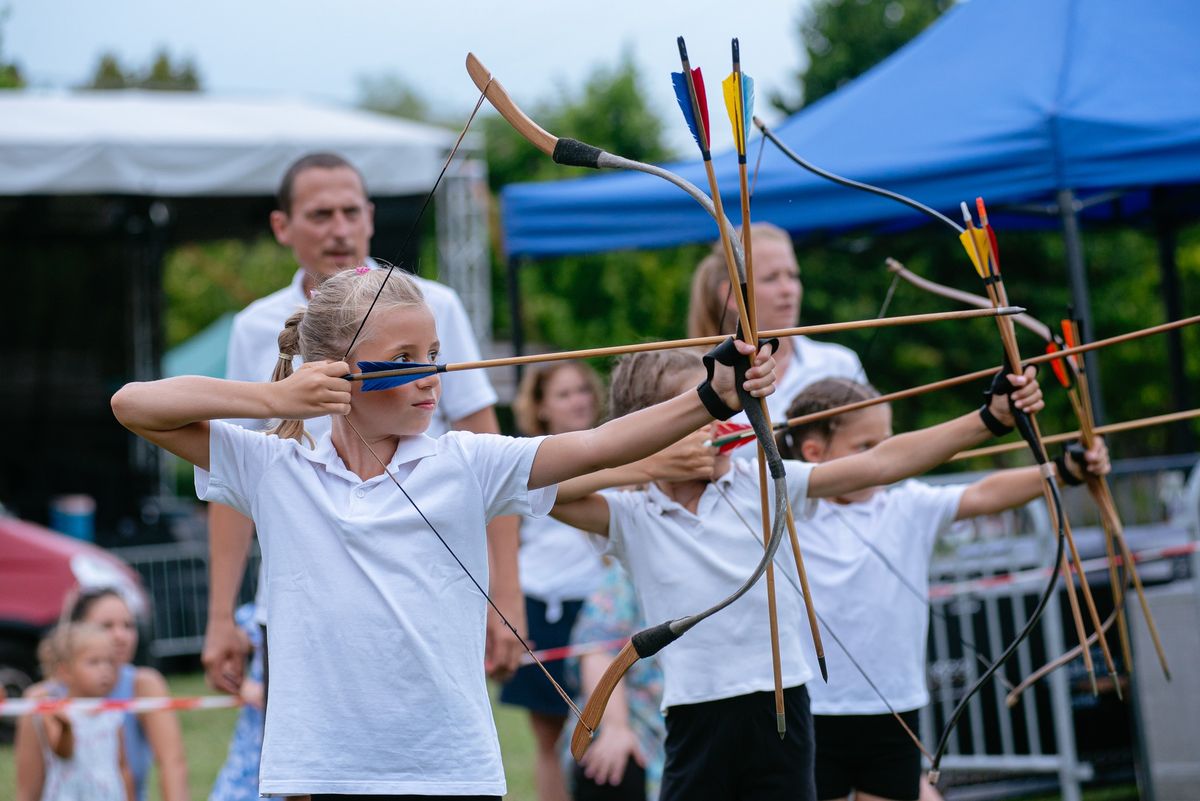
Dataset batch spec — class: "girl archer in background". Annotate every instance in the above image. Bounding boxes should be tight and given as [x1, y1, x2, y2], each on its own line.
[550, 349, 1044, 801]
[778, 378, 1108, 801]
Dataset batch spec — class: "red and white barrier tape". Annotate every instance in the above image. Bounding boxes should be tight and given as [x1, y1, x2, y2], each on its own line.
[0, 695, 241, 718]
[6, 543, 1192, 717]
[0, 637, 632, 718]
[520, 636, 628, 666]
[927, 540, 1199, 599]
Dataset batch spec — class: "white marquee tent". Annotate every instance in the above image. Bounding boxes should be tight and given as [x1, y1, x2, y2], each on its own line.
[0, 90, 458, 196]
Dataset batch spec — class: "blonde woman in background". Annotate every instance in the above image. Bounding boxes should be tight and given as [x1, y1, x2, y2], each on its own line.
[688, 222, 864, 428]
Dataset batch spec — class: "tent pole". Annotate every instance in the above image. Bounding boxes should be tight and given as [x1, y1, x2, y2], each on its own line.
[507, 255, 526, 381]
[1152, 194, 1195, 452]
[1056, 187, 1107, 425]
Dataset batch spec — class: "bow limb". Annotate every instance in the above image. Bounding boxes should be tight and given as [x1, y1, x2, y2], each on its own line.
[466, 54, 745, 262]
[711, 483, 935, 763]
[889, 253, 1164, 687]
[884, 258, 1052, 341]
[1061, 320, 1170, 681]
[465, 53, 793, 755]
[748, 118, 1109, 778]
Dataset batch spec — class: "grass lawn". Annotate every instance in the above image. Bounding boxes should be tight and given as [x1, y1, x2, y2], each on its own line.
[2, 672, 537, 800]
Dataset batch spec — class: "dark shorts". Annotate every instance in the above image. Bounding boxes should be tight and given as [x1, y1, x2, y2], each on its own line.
[573, 756, 647, 801]
[498, 596, 583, 716]
[660, 685, 816, 801]
[814, 710, 922, 801]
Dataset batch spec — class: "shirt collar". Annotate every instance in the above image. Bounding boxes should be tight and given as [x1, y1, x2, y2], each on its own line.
[298, 429, 440, 484]
[287, 269, 311, 306]
[644, 462, 739, 516]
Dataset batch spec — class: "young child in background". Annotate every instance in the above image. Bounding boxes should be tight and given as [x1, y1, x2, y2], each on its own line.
[110, 267, 776, 799]
[551, 350, 1044, 801]
[778, 378, 1109, 801]
[15, 623, 132, 801]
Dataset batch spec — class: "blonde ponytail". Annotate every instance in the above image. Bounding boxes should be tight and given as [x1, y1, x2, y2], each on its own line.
[268, 310, 308, 443]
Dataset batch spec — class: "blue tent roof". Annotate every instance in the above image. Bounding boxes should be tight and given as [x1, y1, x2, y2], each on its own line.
[501, 0, 1200, 257]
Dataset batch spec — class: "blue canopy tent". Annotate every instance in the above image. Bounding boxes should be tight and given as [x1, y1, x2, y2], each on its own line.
[499, 0, 1200, 431]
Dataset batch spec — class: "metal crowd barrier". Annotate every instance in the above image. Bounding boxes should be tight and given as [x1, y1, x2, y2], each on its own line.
[110, 540, 259, 659]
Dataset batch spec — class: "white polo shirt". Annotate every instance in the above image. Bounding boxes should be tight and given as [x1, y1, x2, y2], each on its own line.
[800, 480, 965, 715]
[600, 458, 816, 710]
[196, 422, 553, 797]
[224, 267, 498, 436]
[223, 267, 498, 624]
[730, 336, 864, 458]
[517, 514, 606, 618]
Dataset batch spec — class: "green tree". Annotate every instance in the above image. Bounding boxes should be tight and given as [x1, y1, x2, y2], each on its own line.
[484, 48, 670, 193]
[482, 50, 698, 362]
[83, 48, 201, 91]
[767, 0, 1199, 456]
[773, 0, 951, 113]
[357, 73, 431, 121]
[0, 6, 24, 88]
[142, 48, 200, 91]
[87, 53, 128, 90]
[163, 238, 297, 349]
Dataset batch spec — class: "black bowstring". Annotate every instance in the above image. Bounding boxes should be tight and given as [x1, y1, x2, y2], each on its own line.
[713, 483, 933, 762]
[341, 85, 491, 362]
[825, 503, 1014, 691]
[343, 416, 587, 727]
[333, 84, 590, 730]
[754, 123, 1075, 776]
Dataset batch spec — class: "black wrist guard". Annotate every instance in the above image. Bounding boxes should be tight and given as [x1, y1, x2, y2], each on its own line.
[697, 337, 743, 421]
[1055, 443, 1087, 486]
[978, 404, 1014, 437]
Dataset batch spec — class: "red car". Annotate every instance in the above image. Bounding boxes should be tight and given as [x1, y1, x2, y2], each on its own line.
[0, 512, 148, 726]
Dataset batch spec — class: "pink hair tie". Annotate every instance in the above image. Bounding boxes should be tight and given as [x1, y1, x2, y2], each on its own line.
[355, 265, 370, 275]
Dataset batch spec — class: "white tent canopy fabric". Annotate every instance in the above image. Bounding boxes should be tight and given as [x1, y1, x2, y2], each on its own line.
[0, 90, 457, 196]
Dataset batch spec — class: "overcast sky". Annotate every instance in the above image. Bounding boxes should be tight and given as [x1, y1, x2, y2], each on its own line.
[6, 0, 813, 154]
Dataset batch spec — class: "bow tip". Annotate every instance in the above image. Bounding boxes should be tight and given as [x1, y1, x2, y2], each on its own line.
[465, 53, 492, 90]
[818, 656, 829, 683]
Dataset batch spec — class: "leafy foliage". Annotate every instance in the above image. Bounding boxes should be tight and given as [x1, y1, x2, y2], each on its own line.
[772, 0, 951, 113]
[483, 50, 692, 365]
[163, 238, 296, 349]
[483, 48, 671, 193]
[357, 73, 432, 121]
[0, 6, 22, 88]
[82, 48, 201, 91]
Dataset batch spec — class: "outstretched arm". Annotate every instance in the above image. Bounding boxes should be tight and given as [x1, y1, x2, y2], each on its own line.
[530, 341, 773, 490]
[111, 361, 352, 469]
[809, 369, 1043, 499]
[955, 439, 1109, 519]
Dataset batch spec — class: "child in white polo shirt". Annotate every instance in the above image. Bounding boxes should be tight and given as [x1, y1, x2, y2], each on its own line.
[778, 378, 1108, 801]
[550, 350, 1045, 801]
[110, 268, 778, 800]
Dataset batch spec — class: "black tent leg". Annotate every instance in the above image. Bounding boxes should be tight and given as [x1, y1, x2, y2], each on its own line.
[1057, 188, 1108, 425]
[1153, 201, 1194, 452]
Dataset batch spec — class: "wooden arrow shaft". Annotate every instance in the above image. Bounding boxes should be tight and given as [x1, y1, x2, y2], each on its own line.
[348, 307, 1021, 382]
